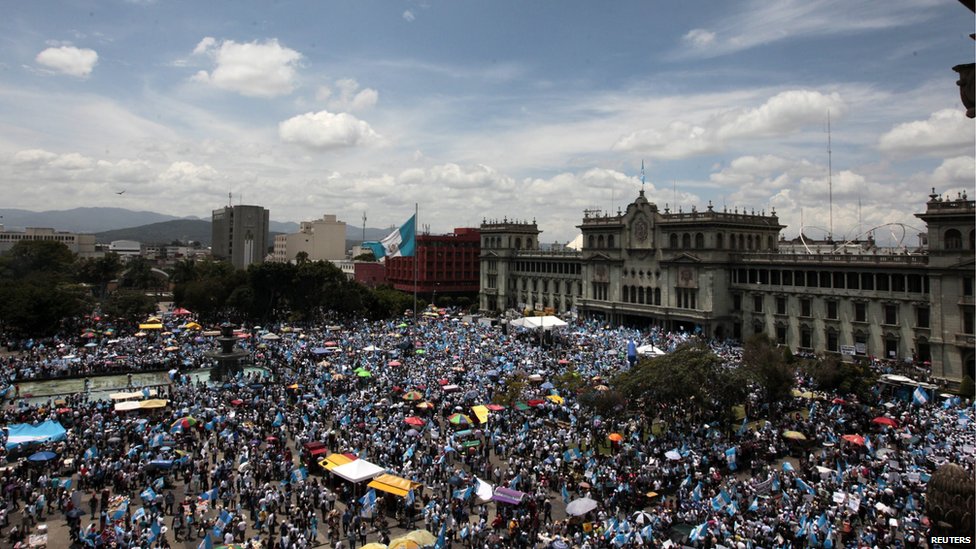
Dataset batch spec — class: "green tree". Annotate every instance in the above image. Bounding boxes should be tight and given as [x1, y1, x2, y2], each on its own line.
[741, 334, 795, 408]
[0, 241, 88, 336]
[102, 289, 157, 321]
[75, 253, 123, 298]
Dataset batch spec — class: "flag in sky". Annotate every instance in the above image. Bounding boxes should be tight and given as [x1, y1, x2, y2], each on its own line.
[363, 214, 416, 262]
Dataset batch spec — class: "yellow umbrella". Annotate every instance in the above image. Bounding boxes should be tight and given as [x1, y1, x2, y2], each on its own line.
[361, 544, 388, 549]
[405, 529, 437, 546]
[782, 430, 807, 441]
[546, 394, 565, 404]
[646, 491, 659, 498]
[387, 539, 421, 549]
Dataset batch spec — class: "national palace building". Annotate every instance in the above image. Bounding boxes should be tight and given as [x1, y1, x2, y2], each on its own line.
[479, 188, 975, 387]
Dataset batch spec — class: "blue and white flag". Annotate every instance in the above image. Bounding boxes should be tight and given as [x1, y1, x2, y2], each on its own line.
[748, 498, 759, 512]
[782, 461, 795, 472]
[912, 386, 929, 406]
[364, 214, 416, 262]
[796, 477, 816, 495]
[690, 522, 709, 541]
[147, 521, 161, 543]
[692, 481, 702, 501]
[434, 520, 448, 549]
[272, 411, 284, 427]
[83, 446, 98, 460]
[142, 387, 151, 398]
[405, 489, 415, 507]
[213, 509, 234, 538]
[725, 447, 737, 471]
[200, 487, 218, 501]
[198, 533, 214, 549]
[290, 467, 308, 484]
[359, 488, 377, 509]
[680, 474, 692, 489]
[562, 484, 570, 504]
[737, 417, 748, 436]
[140, 487, 157, 501]
[132, 507, 146, 522]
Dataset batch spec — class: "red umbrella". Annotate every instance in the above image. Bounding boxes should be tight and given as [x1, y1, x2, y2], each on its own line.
[438, 379, 449, 386]
[324, 341, 338, 347]
[230, 399, 243, 406]
[404, 416, 426, 427]
[485, 404, 506, 411]
[831, 398, 846, 404]
[872, 417, 898, 428]
[388, 360, 402, 367]
[841, 434, 865, 446]
[558, 359, 570, 365]
[527, 399, 545, 407]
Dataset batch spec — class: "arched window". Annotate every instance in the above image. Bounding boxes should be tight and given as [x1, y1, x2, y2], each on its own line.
[654, 287, 661, 305]
[970, 229, 975, 250]
[588, 235, 595, 249]
[607, 235, 615, 248]
[746, 235, 753, 250]
[514, 237, 521, 250]
[695, 233, 704, 248]
[622, 285, 629, 303]
[945, 229, 963, 250]
[768, 235, 775, 250]
[670, 234, 679, 248]
[738, 234, 745, 249]
[682, 233, 691, 248]
[597, 235, 605, 248]
[716, 233, 724, 249]
[638, 286, 645, 304]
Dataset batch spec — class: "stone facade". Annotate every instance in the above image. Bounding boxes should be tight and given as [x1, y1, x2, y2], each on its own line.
[479, 190, 975, 386]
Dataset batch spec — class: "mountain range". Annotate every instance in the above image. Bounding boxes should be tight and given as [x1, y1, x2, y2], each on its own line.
[0, 207, 393, 246]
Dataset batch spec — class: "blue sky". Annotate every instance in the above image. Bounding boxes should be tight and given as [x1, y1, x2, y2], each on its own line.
[1, 0, 972, 244]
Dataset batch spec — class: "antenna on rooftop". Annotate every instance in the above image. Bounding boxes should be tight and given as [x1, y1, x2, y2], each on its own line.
[827, 109, 833, 240]
[362, 212, 366, 242]
[228, 192, 232, 207]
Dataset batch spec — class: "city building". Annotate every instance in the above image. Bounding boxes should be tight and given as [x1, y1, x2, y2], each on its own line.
[108, 240, 142, 259]
[0, 226, 97, 257]
[480, 189, 975, 386]
[211, 205, 270, 269]
[386, 228, 481, 299]
[273, 214, 347, 263]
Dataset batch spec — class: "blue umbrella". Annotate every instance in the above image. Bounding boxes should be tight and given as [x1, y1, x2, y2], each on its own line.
[149, 460, 174, 469]
[311, 347, 328, 355]
[627, 340, 637, 358]
[540, 382, 555, 390]
[27, 451, 57, 462]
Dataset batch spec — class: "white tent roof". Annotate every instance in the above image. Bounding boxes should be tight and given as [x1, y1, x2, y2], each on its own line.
[510, 316, 568, 330]
[636, 344, 666, 356]
[331, 459, 385, 483]
[566, 234, 584, 251]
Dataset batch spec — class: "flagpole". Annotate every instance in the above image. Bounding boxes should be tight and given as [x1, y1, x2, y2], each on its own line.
[413, 202, 418, 324]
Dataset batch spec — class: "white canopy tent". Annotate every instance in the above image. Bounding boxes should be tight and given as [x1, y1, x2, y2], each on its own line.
[636, 344, 666, 357]
[331, 459, 386, 483]
[509, 316, 568, 330]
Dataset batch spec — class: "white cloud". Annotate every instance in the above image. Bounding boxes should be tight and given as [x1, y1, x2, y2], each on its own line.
[191, 38, 302, 98]
[877, 109, 973, 158]
[12, 149, 58, 165]
[278, 110, 381, 150]
[674, 0, 941, 59]
[317, 79, 378, 112]
[35, 46, 98, 77]
[930, 156, 976, 188]
[683, 29, 715, 48]
[614, 90, 843, 159]
[160, 161, 219, 184]
[403, 10, 415, 22]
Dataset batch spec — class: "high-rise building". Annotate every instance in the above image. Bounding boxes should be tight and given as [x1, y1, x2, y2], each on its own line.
[211, 205, 270, 269]
[272, 214, 347, 262]
[386, 228, 481, 298]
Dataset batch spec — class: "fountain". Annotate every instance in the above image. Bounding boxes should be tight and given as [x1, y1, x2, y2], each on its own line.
[204, 323, 249, 382]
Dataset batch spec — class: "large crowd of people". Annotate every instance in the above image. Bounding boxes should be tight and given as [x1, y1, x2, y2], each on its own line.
[0, 309, 972, 548]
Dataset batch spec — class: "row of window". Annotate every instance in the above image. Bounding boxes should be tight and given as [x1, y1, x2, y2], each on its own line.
[483, 236, 535, 250]
[584, 232, 776, 250]
[513, 261, 582, 275]
[732, 268, 930, 294]
[739, 294, 919, 325]
[621, 285, 662, 306]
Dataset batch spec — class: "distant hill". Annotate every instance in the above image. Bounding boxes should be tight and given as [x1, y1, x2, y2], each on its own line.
[4, 206, 398, 246]
[0, 207, 183, 233]
[95, 220, 214, 246]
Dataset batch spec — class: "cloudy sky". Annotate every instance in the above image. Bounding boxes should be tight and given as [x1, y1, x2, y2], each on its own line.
[1, 0, 972, 244]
